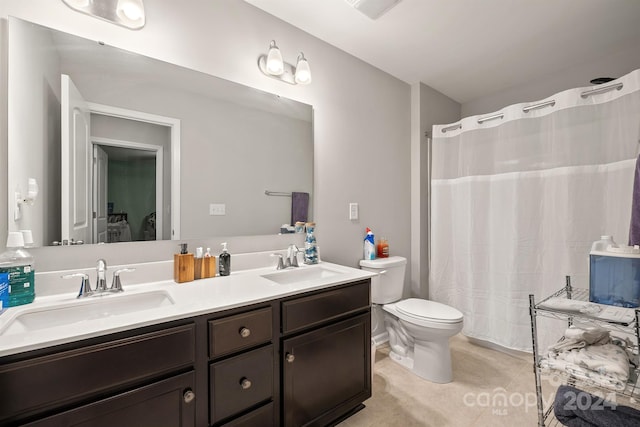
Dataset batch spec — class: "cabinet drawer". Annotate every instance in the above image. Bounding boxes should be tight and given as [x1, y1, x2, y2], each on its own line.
[282, 280, 370, 334]
[210, 345, 273, 424]
[0, 323, 195, 425]
[24, 371, 196, 427]
[209, 307, 272, 358]
[220, 402, 274, 427]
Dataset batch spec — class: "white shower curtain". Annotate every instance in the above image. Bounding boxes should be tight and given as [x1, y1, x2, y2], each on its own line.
[430, 69, 640, 352]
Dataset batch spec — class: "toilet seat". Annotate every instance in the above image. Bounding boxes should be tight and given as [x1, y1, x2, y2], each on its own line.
[395, 298, 463, 324]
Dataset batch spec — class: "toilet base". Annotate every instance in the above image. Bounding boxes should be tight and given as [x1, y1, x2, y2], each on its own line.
[388, 337, 454, 384]
[413, 338, 453, 384]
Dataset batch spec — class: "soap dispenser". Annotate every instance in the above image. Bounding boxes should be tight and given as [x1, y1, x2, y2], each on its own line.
[174, 243, 194, 283]
[219, 242, 231, 276]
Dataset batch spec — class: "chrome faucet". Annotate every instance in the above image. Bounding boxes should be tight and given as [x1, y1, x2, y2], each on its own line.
[286, 244, 300, 268]
[62, 272, 93, 298]
[110, 268, 135, 293]
[96, 259, 108, 292]
[271, 253, 286, 270]
[61, 260, 135, 298]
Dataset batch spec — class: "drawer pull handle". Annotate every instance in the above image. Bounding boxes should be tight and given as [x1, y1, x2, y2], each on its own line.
[239, 327, 251, 338]
[240, 377, 252, 390]
[183, 389, 196, 404]
[285, 353, 295, 363]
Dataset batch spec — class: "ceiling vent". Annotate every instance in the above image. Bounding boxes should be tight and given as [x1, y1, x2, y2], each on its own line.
[344, 0, 402, 20]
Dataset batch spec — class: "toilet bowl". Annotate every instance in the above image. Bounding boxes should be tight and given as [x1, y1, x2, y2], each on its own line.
[360, 256, 463, 383]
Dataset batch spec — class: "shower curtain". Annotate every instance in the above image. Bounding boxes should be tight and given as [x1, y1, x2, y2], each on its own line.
[429, 69, 640, 351]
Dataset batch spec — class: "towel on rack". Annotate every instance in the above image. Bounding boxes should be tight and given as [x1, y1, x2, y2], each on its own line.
[629, 154, 640, 246]
[291, 192, 309, 225]
[554, 385, 640, 427]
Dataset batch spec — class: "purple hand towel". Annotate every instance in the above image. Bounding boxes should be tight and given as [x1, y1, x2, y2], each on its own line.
[630, 155, 640, 246]
[291, 192, 309, 225]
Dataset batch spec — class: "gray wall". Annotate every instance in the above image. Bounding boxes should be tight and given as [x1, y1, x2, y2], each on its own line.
[411, 83, 460, 299]
[0, 0, 412, 288]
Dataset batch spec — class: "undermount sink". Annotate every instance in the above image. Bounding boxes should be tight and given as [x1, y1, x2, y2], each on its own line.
[261, 264, 343, 285]
[0, 290, 174, 336]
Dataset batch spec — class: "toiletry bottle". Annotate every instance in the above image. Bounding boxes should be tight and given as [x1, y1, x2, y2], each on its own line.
[0, 231, 35, 307]
[174, 243, 195, 283]
[204, 247, 216, 278]
[194, 247, 204, 280]
[304, 222, 318, 264]
[377, 237, 389, 258]
[219, 242, 231, 276]
[364, 228, 376, 260]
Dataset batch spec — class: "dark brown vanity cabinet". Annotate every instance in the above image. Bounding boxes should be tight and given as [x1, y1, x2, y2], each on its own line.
[208, 306, 276, 426]
[0, 323, 197, 427]
[0, 278, 371, 427]
[281, 280, 372, 427]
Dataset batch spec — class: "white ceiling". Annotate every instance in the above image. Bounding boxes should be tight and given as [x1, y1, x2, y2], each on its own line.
[244, 0, 640, 104]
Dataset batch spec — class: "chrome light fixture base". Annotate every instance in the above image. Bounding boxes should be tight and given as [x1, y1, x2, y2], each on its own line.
[61, 0, 146, 30]
[258, 55, 297, 85]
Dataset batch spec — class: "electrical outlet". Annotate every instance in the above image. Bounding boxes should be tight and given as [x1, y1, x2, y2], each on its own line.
[209, 203, 226, 216]
[349, 202, 358, 220]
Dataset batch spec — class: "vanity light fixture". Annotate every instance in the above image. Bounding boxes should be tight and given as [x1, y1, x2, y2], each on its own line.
[61, 0, 146, 30]
[258, 40, 312, 85]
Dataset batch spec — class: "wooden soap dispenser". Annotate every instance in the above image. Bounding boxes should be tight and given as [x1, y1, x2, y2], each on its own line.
[174, 243, 194, 283]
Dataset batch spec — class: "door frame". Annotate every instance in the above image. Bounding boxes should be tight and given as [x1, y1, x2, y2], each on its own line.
[87, 102, 181, 240]
[92, 137, 164, 241]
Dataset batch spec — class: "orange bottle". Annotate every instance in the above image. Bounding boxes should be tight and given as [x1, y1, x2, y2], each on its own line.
[377, 237, 389, 258]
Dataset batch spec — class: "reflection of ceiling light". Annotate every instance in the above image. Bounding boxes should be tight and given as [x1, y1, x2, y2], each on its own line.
[344, 0, 402, 20]
[258, 41, 312, 86]
[61, 0, 146, 30]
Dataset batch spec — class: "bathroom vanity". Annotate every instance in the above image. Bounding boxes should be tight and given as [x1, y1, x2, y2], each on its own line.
[0, 262, 373, 427]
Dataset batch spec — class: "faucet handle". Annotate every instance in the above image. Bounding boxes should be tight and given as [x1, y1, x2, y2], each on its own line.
[110, 268, 135, 293]
[62, 273, 93, 298]
[271, 253, 285, 270]
[288, 244, 300, 268]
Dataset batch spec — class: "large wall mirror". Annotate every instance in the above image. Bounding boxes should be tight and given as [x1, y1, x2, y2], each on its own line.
[7, 17, 313, 247]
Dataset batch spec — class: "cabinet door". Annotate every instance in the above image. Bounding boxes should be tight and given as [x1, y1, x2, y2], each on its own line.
[25, 371, 196, 427]
[282, 313, 371, 427]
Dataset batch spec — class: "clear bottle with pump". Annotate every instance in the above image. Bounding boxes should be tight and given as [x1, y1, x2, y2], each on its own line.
[219, 242, 231, 276]
[0, 231, 35, 307]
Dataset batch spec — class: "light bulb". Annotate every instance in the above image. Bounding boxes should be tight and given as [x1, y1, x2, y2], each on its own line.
[117, 0, 144, 22]
[266, 41, 284, 76]
[294, 53, 312, 84]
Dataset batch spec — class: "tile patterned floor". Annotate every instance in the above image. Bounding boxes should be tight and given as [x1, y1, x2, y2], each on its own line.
[338, 334, 542, 426]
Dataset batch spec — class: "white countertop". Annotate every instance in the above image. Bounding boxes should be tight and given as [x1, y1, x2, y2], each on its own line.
[0, 261, 375, 357]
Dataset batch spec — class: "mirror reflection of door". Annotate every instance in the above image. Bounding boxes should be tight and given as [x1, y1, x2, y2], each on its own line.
[62, 75, 169, 244]
[93, 145, 108, 243]
[95, 143, 162, 243]
[61, 74, 91, 244]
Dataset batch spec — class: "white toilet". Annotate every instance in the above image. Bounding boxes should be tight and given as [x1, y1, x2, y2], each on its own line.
[360, 256, 463, 383]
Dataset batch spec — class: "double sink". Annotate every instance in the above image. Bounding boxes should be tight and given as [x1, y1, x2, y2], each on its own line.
[0, 263, 347, 338]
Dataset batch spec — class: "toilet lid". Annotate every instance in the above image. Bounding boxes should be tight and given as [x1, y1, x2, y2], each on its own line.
[396, 298, 463, 323]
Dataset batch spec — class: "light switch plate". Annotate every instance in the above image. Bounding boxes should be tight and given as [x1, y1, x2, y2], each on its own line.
[349, 202, 359, 220]
[209, 203, 226, 216]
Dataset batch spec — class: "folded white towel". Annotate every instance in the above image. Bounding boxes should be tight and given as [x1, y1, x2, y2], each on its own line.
[543, 340, 631, 391]
[548, 326, 610, 353]
[539, 297, 635, 324]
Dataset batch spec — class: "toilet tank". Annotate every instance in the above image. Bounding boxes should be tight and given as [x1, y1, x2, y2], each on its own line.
[359, 256, 407, 304]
